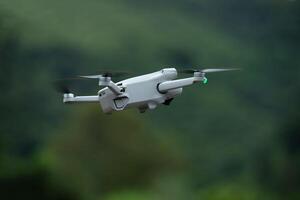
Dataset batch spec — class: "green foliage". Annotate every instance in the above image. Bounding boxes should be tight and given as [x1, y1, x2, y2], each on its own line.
[196, 181, 277, 200]
[104, 190, 154, 200]
[41, 106, 184, 198]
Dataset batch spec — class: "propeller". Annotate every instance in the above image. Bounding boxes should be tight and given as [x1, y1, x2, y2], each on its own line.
[179, 68, 240, 74]
[53, 70, 130, 93]
[79, 70, 130, 86]
[179, 68, 240, 84]
[53, 78, 83, 94]
[79, 70, 129, 79]
[55, 83, 71, 93]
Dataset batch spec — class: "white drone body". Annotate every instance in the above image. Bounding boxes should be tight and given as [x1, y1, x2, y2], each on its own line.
[63, 68, 237, 114]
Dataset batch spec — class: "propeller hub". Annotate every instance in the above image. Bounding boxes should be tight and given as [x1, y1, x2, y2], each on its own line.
[193, 71, 205, 82]
[99, 76, 111, 86]
[63, 93, 74, 103]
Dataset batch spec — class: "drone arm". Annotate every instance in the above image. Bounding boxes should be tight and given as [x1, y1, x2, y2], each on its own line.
[107, 81, 122, 95]
[63, 94, 99, 103]
[97, 77, 122, 95]
[80, 76, 123, 95]
[158, 77, 200, 93]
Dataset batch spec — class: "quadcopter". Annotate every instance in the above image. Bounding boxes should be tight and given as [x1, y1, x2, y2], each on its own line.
[59, 68, 239, 114]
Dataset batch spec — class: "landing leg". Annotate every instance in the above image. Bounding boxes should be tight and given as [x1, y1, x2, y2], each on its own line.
[138, 106, 148, 113]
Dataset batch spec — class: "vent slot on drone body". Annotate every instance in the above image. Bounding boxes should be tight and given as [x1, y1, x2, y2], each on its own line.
[113, 96, 129, 109]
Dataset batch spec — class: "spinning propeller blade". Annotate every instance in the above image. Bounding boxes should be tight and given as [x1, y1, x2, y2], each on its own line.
[53, 70, 130, 93]
[53, 79, 73, 94]
[56, 85, 71, 93]
[80, 75, 103, 79]
[79, 70, 129, 79]
[179, 68, 240, 74]
[53, 77, 88, 94]
[179, 67, 240, 84]
[201, 68, 240, 73]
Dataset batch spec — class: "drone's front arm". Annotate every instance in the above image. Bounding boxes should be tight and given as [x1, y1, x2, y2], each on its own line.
[107, 81, 122, 95]
[158, 76, 202, 93]
[79, 75, 123, 95]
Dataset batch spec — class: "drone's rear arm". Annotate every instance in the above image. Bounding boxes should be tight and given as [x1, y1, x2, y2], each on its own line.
[63, 94, 99, 103]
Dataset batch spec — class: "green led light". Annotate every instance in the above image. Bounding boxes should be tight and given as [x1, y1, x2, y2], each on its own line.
[203, 77, 208, 84]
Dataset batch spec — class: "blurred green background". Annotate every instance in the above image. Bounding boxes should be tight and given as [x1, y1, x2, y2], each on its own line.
[0, 0, 299, 199]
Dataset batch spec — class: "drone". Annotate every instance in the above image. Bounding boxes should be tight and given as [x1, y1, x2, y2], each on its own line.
[59, 68, 239, 114]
